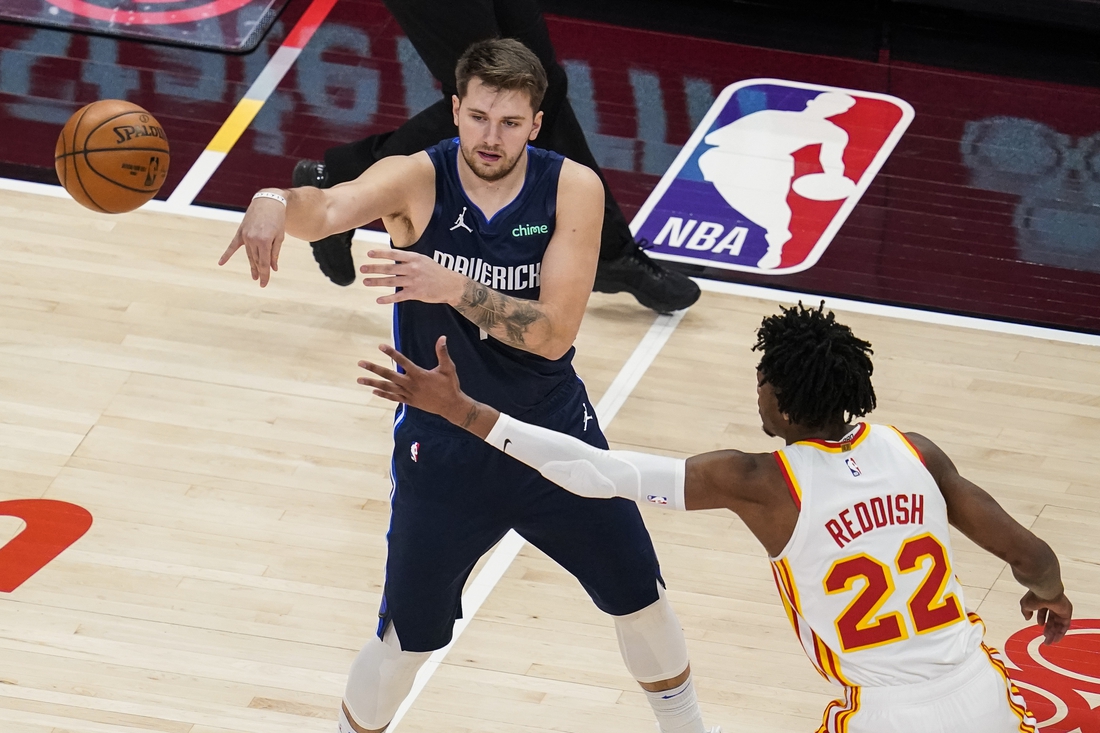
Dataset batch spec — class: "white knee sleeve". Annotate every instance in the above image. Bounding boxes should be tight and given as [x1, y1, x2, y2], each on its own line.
[341, 624, 431, 731]
[614, 586, 690, 684]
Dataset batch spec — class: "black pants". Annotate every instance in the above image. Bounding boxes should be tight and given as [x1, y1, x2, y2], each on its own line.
[322, 0, 633, 260]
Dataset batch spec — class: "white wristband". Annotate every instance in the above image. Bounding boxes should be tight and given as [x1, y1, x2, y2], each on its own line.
[252, 191, 287, 206]
[485, 413, 686, 510]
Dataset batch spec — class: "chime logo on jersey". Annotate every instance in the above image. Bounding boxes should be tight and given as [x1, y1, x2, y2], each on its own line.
[632, 79, 914, 275]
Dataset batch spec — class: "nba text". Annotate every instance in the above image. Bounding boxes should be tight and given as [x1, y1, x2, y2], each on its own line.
[825, 493, 925, 548]
[433, 251, 542, 292]
[653, 217, 749, 256]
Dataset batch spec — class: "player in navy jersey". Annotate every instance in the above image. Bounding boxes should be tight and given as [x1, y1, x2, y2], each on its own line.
[221, 39, 718, 733]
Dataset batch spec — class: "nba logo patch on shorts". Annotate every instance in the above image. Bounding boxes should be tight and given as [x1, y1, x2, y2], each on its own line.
[632, 79, 914, 275]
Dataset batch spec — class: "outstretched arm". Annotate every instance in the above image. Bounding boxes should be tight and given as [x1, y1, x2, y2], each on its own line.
[358, 338, 797, 556]
[218, 155, 431, 287]
[907, 432, 1072, 644]
[359, 337, 687, 503]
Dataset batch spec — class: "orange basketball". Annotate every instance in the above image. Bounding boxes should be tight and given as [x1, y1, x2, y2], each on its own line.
[54, 100, 170, 214]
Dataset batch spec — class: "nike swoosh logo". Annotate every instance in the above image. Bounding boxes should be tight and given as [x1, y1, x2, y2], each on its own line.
[503, 439, 512, 453]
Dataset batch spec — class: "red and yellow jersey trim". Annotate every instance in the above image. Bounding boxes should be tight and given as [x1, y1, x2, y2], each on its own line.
[797, 423, 870, 453]
[981, 643, 1037, 733]
[817, 685, 861, 733]
[772, 558, 852, 687]
[773, 451, 802, 509]
[888, 426, 926, 465]
[773, 558, 803, 615]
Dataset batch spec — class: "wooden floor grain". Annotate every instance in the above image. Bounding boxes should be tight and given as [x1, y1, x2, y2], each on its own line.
[0, 190, 1096, 733]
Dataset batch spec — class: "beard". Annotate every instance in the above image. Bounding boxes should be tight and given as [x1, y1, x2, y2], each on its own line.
[459, 142, 523, 182]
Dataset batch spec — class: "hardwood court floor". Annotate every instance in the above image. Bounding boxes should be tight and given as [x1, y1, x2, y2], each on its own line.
[1, 189, 1098, 733]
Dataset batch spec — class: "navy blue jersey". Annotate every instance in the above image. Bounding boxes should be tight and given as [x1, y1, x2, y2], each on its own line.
[395, 138, 576, 425]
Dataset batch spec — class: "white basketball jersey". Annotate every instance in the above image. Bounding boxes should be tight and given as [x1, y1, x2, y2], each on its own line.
[770, 423, 984, 688]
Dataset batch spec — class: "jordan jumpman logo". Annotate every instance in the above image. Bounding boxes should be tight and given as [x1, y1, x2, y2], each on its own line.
[450, 207, 473, 233]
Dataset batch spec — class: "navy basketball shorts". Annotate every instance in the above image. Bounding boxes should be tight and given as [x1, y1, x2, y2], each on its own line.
[379, 378, 663, 652]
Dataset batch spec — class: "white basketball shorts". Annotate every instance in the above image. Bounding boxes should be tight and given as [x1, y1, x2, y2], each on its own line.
[819, 643, 1038, 733]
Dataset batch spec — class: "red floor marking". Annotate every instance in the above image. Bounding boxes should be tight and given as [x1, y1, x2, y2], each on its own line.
[283, 0, 340, 50]
[0, 499, 92, 593]
[1005, 620, 1100, 732]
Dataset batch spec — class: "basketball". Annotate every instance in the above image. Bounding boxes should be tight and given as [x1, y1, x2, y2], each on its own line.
[791, 172, 856, 201]
[54, 100, 170, 214]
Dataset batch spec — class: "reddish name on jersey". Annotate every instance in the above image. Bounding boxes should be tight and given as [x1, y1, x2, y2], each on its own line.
[825, 493, 925, 548]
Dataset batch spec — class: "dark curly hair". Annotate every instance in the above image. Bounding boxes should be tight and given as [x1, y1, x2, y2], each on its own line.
[753, 302, 876, 428]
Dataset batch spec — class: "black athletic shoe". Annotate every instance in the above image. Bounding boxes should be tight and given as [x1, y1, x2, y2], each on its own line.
[292, 159, 355, 287]
[292, 159, 330, 189]
[593, 241, 701, 314]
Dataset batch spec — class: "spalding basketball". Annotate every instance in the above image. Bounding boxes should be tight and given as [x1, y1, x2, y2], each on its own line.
[54, 100, 170, 214]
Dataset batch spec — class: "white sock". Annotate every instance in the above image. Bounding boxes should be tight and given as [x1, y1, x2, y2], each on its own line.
[338, 704, 358, 733]
[644, 675, 705, 733]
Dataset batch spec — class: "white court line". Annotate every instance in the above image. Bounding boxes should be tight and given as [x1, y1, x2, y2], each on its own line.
[2, 175, 1096, 348]
[167, 150, 227, 207]
[166, 46, 303, 206]
[386, 309, 686, 732]
[694, 278, 1100, 348]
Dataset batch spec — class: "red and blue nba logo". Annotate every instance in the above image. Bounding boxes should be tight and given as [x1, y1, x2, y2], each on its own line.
[632, 79, 914, 274]
[845, 457, 862, 477]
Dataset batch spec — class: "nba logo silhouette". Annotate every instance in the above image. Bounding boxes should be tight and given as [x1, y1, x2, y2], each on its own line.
[632, 79, 914, 274]
[845, 457, 862, 477]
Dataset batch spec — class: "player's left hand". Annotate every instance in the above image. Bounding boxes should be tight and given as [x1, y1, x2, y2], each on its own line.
[1020, 590, 1073, 644]
[360, 249, 465, 305]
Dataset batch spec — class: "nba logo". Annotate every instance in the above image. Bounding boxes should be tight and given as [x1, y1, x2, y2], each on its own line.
[410, 442, 419, 462]
[845, 457, 862, 477]
[632, 79, 914, 274]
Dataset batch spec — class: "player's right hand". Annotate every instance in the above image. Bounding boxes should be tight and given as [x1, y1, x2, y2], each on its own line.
[358, 337, 500, 437]
[219, 194, 286, 287]
[358, 337, 464, 418]
[1020, 590, 1073, 644]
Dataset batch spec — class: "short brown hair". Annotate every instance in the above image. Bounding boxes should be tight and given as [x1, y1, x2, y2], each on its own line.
[455, 38, 548, 112]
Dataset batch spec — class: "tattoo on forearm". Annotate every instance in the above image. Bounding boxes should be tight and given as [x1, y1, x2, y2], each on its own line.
[460, 403, 480, 429]
[455, 280, 546, 348]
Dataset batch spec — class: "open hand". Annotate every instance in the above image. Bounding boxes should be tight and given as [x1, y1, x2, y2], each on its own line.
[218, 196, 286, 287]
[358, 336, 470, 422]
[1021, 590, 1073, 644]
[360, 249, 465, 305]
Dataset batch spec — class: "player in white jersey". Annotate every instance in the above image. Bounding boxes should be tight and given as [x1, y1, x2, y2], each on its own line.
[356, 302, 1074, 733]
